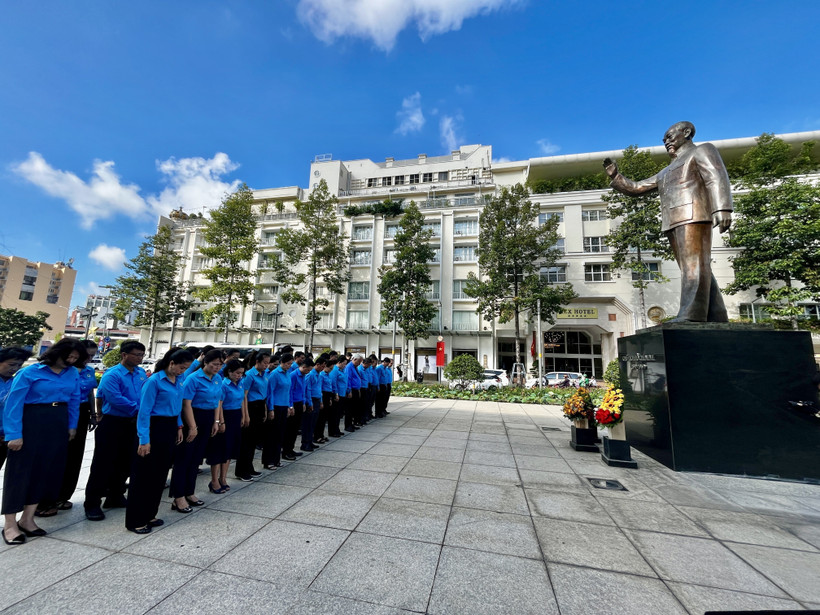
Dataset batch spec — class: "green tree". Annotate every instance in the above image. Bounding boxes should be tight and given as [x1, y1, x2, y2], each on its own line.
[602, 145, 672, 328]
[195, 184, 259, 342]
[443, 353, 484, 388]
[0, 308, 51, 347]
[464, 183, 576, 370]
[111, 225, 191, 356]
[270, 180, 350, 350]
[377, 202, 437, 370]
[724, 134, 820, 328]
[102, 343, 123, 369]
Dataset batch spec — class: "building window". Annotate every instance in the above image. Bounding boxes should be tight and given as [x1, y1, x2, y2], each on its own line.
[803, 304, 820, 318]
[262, 231, 279, 246]
[348, 281, 370, 300]
[195, 257, 216, 270]
[539, 212, 564, 224]
[367, 178, 378, 188]
[409, 174, 419, 184]
[438, 171, 449, 181]
[452, 279, 470, 299]
[583, 236, 608, 253]
[347, 310, 369, 329]
[453, 220, 478, 236]
[425, 280, 440, 300]
[382, 176, 392, 187]
[423, 221, 441, 237]
[584, 264, 612, 282]
[46, 294, 59, 304]
[352, 250, 372, 266]
[452, 311, 478, 331]
[22, 275, 37, 286]
[315, 312, 334, 328]
[552, 238, 565, 253]
[384, 249, 397, 264]
[429, 247, 441, 263]
[582, 209, 608, 222]
[257, 254, 281, 269]
[422, 172, 433, 183]
[258, 285, 279, 298]
[394, 175, 405, 185]
[352, 225, 372, 241]
[453, 246, 477, 262]
[19, 291, 34, 301]
[631, 262, 661, 281]
[541, 266, 567, 283]
[385, 225, 399, 238]
[453, 194, 476, 206]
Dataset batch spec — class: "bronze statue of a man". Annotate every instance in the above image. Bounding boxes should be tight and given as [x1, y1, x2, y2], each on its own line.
[604, 121, 733, 322]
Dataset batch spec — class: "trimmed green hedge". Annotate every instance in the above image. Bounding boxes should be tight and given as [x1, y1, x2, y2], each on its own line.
[391, 382, 605, 405]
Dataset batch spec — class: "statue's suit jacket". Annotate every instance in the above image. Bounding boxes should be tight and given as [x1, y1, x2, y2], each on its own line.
[609, 142, 733, 233]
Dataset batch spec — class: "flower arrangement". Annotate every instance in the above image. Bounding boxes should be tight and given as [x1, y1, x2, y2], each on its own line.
[594, 385, 625, 427]
[562, 387, 596, 422]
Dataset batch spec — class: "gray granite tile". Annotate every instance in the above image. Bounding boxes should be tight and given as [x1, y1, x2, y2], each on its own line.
[393, 427, 434, 437]
[3, 552, 199, 615]
[510, 444, 564, 459]
[458, 463, 520, 486]
[548, 563, 687, 615]
[320, 438, 377, 453]
[518, 469, 587, 493]
[533, 517, 656, 577]
[667, 582, 805, 614]
[468, 432, 509, 443]
[526, 490, 609, 524]
[400, 458, 462, 481]
[583, 475, 666, 503]
[210, 519, 349, 587]
[0, 538, 111, 610]
[277, 490, 378, 530]
[347, 453, 409, 473]
[603, 499, 709, 537]
[680, 506, 819, 550]
[321, 468, 397, 497]
[781, 520, 820, 549]
[124, 509, 269, 566]
[366, 443, 420, 458]
[428, 546, 558, 615]
[652, 483, 745, 511]
[465, 439, 512, 453]
[423, 436, 468, 450]
[342, 430, 387, 442]
[284, 591, 409, 615]
[724, 490, 820, 518]
[359, 497, 450, 543]
[413, 446, 465, 463]
[514, 454, 573, 473]
[430, 429, 470, 440]
[454, 481, 529, 515]
[48, 507, 153, 551]
[445, 507, 541, 558]
[382, 434, 428, 446]
[463, 450, 517, 468]
[260, 462, 341, 488]
[384, 475, 457, 505]
[150, 570, 297, 615]
[726, 542, 820, 602]
[311, 532, 439, 611]
[208, 482, 311, 518]
[298, 450, 360, 468]
[626, 530, 788, 596]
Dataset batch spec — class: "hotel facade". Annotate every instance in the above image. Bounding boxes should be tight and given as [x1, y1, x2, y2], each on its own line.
[155, 131, 820, 377]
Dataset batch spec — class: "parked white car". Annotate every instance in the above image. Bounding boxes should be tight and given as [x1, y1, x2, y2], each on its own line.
[526, 371, 583, 388]
[448, 369, 511, 391]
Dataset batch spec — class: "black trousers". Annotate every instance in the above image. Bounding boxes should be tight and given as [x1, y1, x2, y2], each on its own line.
[125, 416, 177, 530]
[85, 414, 137, 509]
[345, 390, 359, 429]
[329, 395, 344, 436]
[375, 385, 388, 417]
[2, 403, 69, 514]
[169, 407, 214, 498]
[0, 440, 7, 472]
[39, 403, 92, 510]
[262, 406, 288, 466]
[315, 392, 333, 439]
[301, 399, 320, 449]
[236, 400, 265, 476]
[283, 402, 304, 454]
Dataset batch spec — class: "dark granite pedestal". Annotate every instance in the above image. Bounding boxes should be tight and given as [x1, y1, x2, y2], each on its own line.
[618, 323, 820, 482]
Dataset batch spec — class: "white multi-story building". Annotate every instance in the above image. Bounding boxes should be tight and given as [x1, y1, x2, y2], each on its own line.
[153, 132, 820, 376]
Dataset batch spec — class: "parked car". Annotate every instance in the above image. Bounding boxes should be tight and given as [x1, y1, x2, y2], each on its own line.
[526, 371, 584, 388]
[448, 369, 510, 391]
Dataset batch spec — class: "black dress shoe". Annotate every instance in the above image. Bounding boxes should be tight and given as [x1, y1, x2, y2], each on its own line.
[2, 529, 25, 545]
[127, 525, 152, 534]
[171, 502, 192, 514]
[20, 526, 47, 537]
[235, 474, 254, 482]
[344, 428, 356, 433]
[103, 495, 127, 509]
[148, 518, 164, 527]
[185, 497, 205, 507]
[330, 432, 344, 437]
[293, 450, 303, 456]
[249, 470, 262, 477]
[282, 453, 297, 461]
[85, 506, 106, 521]
[264, 463, 281, 470]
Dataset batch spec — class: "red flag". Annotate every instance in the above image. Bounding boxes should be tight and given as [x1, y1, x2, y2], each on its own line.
[530, 331, 536, 357]
[436, 341, 445, 367]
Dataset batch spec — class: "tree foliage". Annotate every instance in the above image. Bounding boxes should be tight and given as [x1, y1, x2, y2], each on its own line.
[377, 201, 437, 342]
[270, 180, 350, 349]
[724, 134, 820, 327]
[465, 183, 576, 365]
[344, 198, 404, 218]
[111, 225, 191, 354]
[0, 308, 51, 348]
[102, 343, 123, 368]
[443, 353, 484, 384]
[194, 184, 259, 341]
[529, 173, 609, 194]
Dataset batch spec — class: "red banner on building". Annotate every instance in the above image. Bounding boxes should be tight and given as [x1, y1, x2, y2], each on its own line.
[436, 340, 445, 367]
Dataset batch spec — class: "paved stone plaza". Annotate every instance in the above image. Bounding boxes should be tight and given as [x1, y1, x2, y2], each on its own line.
[1, 397, 819, 614]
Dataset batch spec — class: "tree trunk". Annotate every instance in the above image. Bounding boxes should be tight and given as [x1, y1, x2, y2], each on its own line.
[637, 247, 647, 329]
[224, 290, 232, 343]
[514, 304, 521, 386]
[147, 313, 156, 359]
[308, 260, 317, 352]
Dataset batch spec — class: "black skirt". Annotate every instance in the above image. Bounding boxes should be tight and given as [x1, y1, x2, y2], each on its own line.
[1, 403, 69, 514]
[206, 409, 242, 465]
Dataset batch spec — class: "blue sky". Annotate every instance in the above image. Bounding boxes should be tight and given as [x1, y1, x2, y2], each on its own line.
[2, 0, 819, 311]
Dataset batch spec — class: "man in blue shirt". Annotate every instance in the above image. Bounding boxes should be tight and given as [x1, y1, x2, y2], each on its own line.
[84, 341, 148, 521]
[344, 355, 362, 432]
[329, 357, 348, 437]
[283, 360, 311, 460]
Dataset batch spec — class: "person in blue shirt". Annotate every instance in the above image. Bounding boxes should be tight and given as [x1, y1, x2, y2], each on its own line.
[289, 351, 305, 373]
[284, 360, 312, 459]
[181, 345, 214, 383]
[125, 347, 193, 534]
[206, 359, 245, 494]
[0, 347, 33, 473]
[330, 356, 349, 437]
[217, 349, 240, 377]
[37, 339, 100, 517]
[236, 351, 270, 481]
[385, 358, 394, 414]
[374, 358, 387, 418]
[170, 349, 223, 513]
[264, 353, 293, 468]
[302, 357, 324, 452]
[344, 355, 362, 432]
[84, 340, 149, 522]
[315, 357, 337, 442]
[2, 339, 87, 546]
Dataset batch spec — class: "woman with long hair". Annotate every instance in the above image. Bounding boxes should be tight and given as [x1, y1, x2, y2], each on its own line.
[0, 347, 33, 472]
[125, 347, 193, 534]
[206, 359, 245, 492]
[169, 349, 222, 513]
[2, 338, 88, 545]
[236, 351, 269, 481]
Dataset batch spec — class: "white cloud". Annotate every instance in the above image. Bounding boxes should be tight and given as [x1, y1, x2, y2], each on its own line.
[492, 156, 512, 164]
[536, 139, 560, 155]
[440, 115, 463, 152]
[455, 84, 473, 96]
[89, 244, 127, 271]
[12, 152, 240, 228]
[297, 0, 522, 51]
[395, 92, 425, 135]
